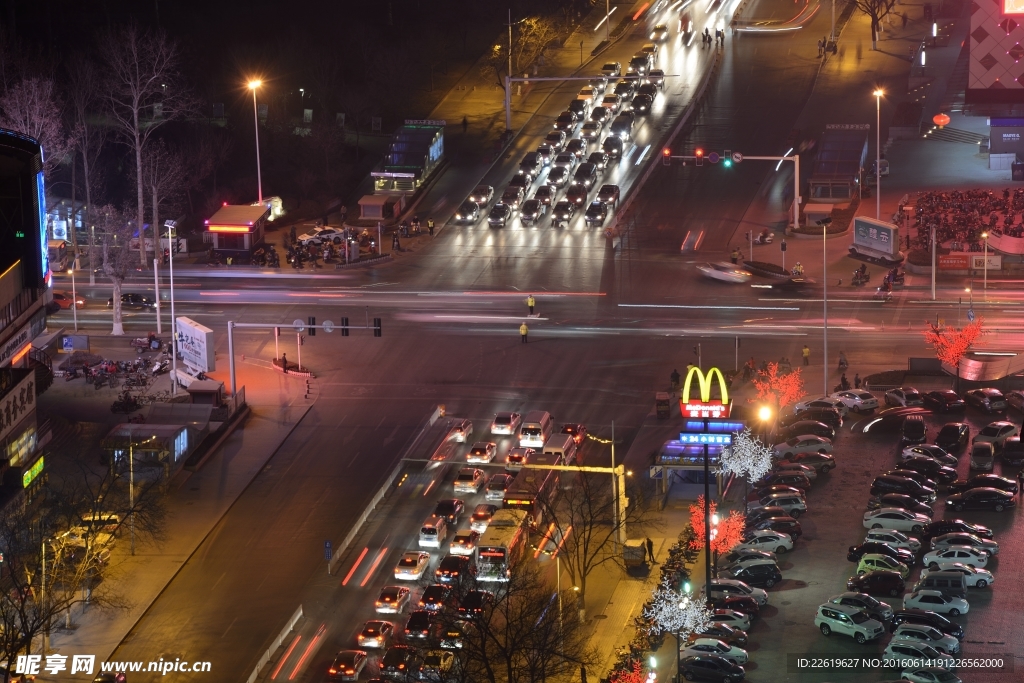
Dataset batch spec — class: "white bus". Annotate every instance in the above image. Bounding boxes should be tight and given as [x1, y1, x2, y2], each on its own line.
[477, 509, 528, 582]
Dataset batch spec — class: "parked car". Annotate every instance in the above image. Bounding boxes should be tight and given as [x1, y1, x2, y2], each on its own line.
[705, 579, 768, 606]
[746, 515, 802, 539]
[734, 530, 793, 554]
[814, 603, 885, 643]
[969, 442, 995, 471]
[866, 493, 933, 516]
[920, 563, 993, 589]
[883, 639, 957, 669]
[680, 639, 749, 665]
[944, 487, 1015, 512]
[1006, 389, 1024, 411]
[711, 609, 752, 632]
[901, 668, 962, 683]
[719, 548, 777, 570]
[719, 562, 781, 588]
[895, 457, 957, 484]
[929, 532, 998, 555]
[947, 474, 1018, 494]
[870, 475, 936, 502]
[688, 623, 748, 648]
[759, 471, 811, 490]
[901, 444, 958, 467]
[830, 390, 879, 413]
[828, 592, 894, 623]
[886, 387, 924, 407]
[964, 388, 1006, 412]
[972, 420, 1019, 449]
[919, 519, 992, 542]
[935, 423, 969, 451]
[923, 391, 965, 412]
[771, 435, 832, 458]
[922, 546, 990, 569]
[780, 420, 835, 441]
[678, 655, 745, 682]
[863, 529, 922, 553]
[890, 609, 964, 640]
[846, 570, 905, 597]
[707, 594, 759, 616]
[856, 553, 910, 579]
[847, 542, 915, 566]
[749, 493, 806, 518]
[779, 407, 842, 429]
[902, 590, 969, 616]
[795, 396, 849, 417]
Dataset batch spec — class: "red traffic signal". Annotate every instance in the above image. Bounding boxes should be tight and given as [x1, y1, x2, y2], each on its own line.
[695, 148, 704, 166]
[662, 148, 671, 166]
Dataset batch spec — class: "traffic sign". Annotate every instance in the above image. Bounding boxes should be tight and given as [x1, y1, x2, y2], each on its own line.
[323, 320, 335, 333]
[732, 152, 743, 163]
[325, 540, 333, 561]
[293, 319, 306, 333]
[708, 152, 720, 164]
[967, 309, 975, 322]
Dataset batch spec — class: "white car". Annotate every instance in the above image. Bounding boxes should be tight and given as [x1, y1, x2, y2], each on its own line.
[466, 441, 497, 464]
[929, 533, 998, 555]
[892, 624, 961, 654]
[451, 419, 473, 443]
[296, 226, 344, 245]
[884, 639, 957, 669]
[971, 420, 1019, 448]
[374, 586, 411, 614]
[485, 473, 514, 501]
[705, 579, 768, 606]
[794, 396, 849, 417]
[920, 563, 993, 588]
[734, 530, 793, 554]
[696, 262, 751, 283]
[394, 551, 431, 581]
[505, 447, 533, 471]
[900, 445, 958, 467]
[864, 528, 921, 552]
[772, 435, 832, 458]
[490, 412, 522, 435]
[830, 390, 879, 413]
[902, 667, 962, 683]
[711, 609, 751, 632]
[922, 546, 990, 569]
[814, 603, 885, 643]
[863, 508, 930, 534]
[902, 590, 970, 616]
[449, 529, 480, 556]
[453, 468, 485, 494]
[680, 638, 748, 665]
[885, 387, 924, 407]
[470, 504, 497, 533]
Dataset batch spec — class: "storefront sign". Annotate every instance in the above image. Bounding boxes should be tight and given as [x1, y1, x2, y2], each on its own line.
[22, 455, 43, 488]
[853, 217, 899, 258]
[0, 372, 35, 443]
[938, 254, 971, 270]
[175, 317, 216, 372]
[0, 311, 45, 367]
[680, 366, 731, 418]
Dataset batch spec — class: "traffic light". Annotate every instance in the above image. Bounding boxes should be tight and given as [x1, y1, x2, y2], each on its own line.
[724, 149, 732, 167]
[308, 316, 316, 336]
[373, 318, 382, 337]
[695, 148, 704, 166]
[341, 316, 349, 337]
[662, 148, 671, 166]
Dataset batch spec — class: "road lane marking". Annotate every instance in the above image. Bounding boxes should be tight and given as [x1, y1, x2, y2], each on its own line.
[360, 548, 389, 587]
[271, 634, 302, 679]
[620, 303, 799, 311]
[342, 547, 369, 586]
[534, 523, 556, 558]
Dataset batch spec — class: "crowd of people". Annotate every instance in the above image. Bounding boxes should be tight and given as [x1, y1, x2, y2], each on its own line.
[909, 188, 1024, 252]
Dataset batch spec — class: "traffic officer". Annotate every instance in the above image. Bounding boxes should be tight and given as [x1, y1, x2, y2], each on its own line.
[520, 322, 529, 343]
[526, 295, 536, 315]
[802, 345, 811, 366]
[427, 218, 435, 237]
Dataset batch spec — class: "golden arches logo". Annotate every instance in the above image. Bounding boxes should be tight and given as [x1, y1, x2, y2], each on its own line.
[680, 366, 731, 418]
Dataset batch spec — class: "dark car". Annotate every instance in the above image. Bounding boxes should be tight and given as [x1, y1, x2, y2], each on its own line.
[567, 99, 590, 120]
[706, 594, 759, 616]
[602, 135, 624, 158]
[597, 184, 621, 206]
[678, 655, 745, 682]
[519, 199, 546, 226]
[533, 185, 557, 206]
[554, 111, 578, 132]
[519, 151, 543, 178]
[1001, 436, 1024, 465]
[584, 201, 608, 227]
[587, 151, 610, 171]
[106, 292, 155, 309]
[779, 407, 842, 429]
[900, 415, 928, 445]
[749, 516, 801, 539]
[947, 474, 1019, 495]
[433, 499, 464, 525]
[560, 423, 587, 445]
[936, 423, 970, 452]
[381, 646, 420, 680]
[895, 457, 958, 485]
[902, 444, 958, 467]
[759, 472, 811, 490]
[920, 520, 992, 543]
[457, 590, 494, 618]
[884, 469, 938, 490]
[418, 584, 454, 612]
[435, 554, 474, 584]
[945, 487, 1016, 512]
[720, 548, 776, 570]
[781, 420, 836, 441]
[637, 82, 659, 99]
[453, 200, 480, 223]
[544, 130, 567, 151]
[487, 204, 511, 227]
[870, 475, 936, 502]
[923, 391, 966, 412]
[889, 609, 965, 641]
[964, 388, 1007, 413]
[552, 200, 576, 224]
[566, 183, 589, 206]
[847, 542, 916, 566]
[572, 162, 599, 189]
[507, 174, 531, 190]
[690, 623, 748, 648]
[403, 611, 435, 639]
[866, 493, 933, 516]
[846, 570, 905, 597]
[630, 94, 654, 114]
[745, 507, 790, 527]
[720, 562, 782, 588]
[613, 79, 636, 99]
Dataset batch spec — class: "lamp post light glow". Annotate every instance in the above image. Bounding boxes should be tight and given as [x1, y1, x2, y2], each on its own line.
[248, 80, 264, 204]
[67, 268, 78, 332]
[873, 89, 884, 220]
[982, 231, 989, 297]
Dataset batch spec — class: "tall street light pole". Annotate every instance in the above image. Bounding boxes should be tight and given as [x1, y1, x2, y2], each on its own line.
[248, 80, 264, 204]
[167, 221, 179, 395]
[982, 231, 989, 298]
[873, 89, 884, 220]
[68, 268, 78, 332]
[823, 222, 829, 395]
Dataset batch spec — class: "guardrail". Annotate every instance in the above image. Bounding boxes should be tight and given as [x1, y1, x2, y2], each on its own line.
[246, 605, 303, 683]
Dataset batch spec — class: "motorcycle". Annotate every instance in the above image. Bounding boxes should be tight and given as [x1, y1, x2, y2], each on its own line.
[852, 269, 870, 286]
[151, 360, 170, 376]
[754, 230, 774, 245]
[875, 285, 893, 303]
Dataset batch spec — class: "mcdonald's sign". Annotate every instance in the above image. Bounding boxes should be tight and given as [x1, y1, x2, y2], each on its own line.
[680, 366, 732, 418]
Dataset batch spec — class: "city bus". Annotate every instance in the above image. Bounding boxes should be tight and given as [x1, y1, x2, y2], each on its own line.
[477, 509, 528, 582]
[503, 452, 561, 524]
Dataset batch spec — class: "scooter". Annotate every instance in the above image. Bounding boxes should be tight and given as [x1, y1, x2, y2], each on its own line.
[875, 285, 893, 303]
[754, 231, 774, 245]
[151, 359, 169, 376]
[852, 269, 870, 286]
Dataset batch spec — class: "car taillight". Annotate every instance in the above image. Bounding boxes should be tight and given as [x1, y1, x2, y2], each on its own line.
[329, 669, 337, 674]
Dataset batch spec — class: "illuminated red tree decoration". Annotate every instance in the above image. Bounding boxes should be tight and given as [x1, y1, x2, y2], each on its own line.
[610, 660, 647, 683]
[923, 319, 984, 368]
[688, 496, 746, 554]
[751, 362, 805, 408]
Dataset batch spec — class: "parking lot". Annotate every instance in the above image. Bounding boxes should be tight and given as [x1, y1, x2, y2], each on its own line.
[734, 395, 1022, 683]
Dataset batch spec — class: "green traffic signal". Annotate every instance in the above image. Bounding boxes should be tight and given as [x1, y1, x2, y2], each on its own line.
[723, 159, 732, 168]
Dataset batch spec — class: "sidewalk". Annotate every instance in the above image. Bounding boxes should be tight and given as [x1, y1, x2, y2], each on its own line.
[42, 361, 315, 671]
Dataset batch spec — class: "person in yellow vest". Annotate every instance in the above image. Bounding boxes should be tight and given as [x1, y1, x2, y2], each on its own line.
[520, 322, 529, 343]
[526, 295, 536, 315]
[802, 345, 811, 366]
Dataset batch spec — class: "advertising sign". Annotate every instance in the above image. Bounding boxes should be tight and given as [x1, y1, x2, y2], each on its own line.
[175, 317, 216, 372]
[971, 254, 1001, 270]
[852, 217, 899, 258]
[938, 254, 970, 270]
[0, 372, 35, 443]
[679, 366, 731, 419]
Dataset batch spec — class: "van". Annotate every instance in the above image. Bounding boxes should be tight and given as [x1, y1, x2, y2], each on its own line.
[80, 512, 122, 534]
[419, 514, 448, 548]
[519, 411, 553, 448]
[900, 415, 927, 445]
[542, 434, 578, 465]
[970, 442, 995, 471]
[913, 571, 967, 599]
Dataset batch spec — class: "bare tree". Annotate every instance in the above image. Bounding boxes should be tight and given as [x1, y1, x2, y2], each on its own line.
[94, 205, 138, 336]
[142, 139, 188, 251]
[66, 55, 108, 281]
[0, 76, 70, 179]
[479, 16, 560, 90]
[855, 0, 897, 49]
[535, 472, 656, 618]
[100, 23, 193, 268]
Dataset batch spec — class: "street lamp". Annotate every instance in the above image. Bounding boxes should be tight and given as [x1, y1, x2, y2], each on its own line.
[167, 220, 179, 395]
[981, 231, 989, 297]
[873, 89, 884, 220]
[248, 80, 264, 204]
[67, 268, 78, 332]
[710, 513, 720, 578]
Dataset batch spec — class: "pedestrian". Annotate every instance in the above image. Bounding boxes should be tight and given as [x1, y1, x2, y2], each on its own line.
[520, 322, 529, 343]
[802, 345, 810, 366]
[527, 294, 536, 315]
[646, 537, 655, 563]
[281, 352, 288, 371]
[817, 38, 823, 57]
[462, 116, 468, 133]
[392, 234, 401, 251]
[854, 373, 862, 389]
[901, 12, 908, 28]
[670, 368, 681, 390]
[427, 218, 435, 236]
[730, 247, 740, 264]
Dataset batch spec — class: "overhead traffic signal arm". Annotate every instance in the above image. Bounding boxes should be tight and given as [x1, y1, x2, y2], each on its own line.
[661, 149, 743, 166]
